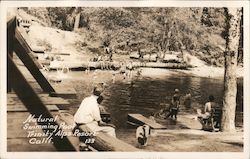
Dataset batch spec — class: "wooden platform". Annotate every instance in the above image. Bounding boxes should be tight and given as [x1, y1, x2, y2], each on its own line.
[128, 114, 167, 129]
[7, 110, 59, 151]
[7, 16, 79, 152]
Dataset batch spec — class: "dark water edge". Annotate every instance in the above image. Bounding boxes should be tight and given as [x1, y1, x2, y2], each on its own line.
[104, 77, 243, 129]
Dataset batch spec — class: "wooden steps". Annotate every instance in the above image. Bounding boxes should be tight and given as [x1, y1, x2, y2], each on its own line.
[7, 16, 79, 152]
[128, 114, 167, 129]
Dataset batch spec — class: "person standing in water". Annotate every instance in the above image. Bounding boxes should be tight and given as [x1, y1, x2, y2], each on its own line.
[172, 89, 181, 103]
[166, 95, 180, 120]
[184, 90, 192, 109]
[127, 61, 133, 79]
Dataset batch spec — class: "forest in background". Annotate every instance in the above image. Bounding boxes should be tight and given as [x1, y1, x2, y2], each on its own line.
[22, 7, 243, 66]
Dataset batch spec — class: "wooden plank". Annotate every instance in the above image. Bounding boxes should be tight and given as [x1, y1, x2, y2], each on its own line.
[128, 114, 166, 129]
[50, 85, 77, 99]
[7, 112, 58, 138]
[7, 54, 77, 151]
[39, 59, 50, 66]
[8, 93, 49, 98]
[60, 113, 139, 151]
[47, 52, 71, 56]
[8, 94, 69, 106]
[49, 61, 84, 70]
[7, 104, 59, 112]
[79, 125, 139, 151]
[14, 27, 55, 92]
[31, 45, 45, 53]
[8, 138, 56, 152]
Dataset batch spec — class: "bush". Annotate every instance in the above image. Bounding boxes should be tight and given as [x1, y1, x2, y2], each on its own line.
[23, 7, 228, 66]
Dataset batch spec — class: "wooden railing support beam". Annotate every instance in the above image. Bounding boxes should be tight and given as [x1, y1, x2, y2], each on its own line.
[7, 54, 77, 151]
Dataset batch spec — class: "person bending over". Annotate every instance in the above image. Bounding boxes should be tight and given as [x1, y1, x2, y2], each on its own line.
[74, 83, 116, 137]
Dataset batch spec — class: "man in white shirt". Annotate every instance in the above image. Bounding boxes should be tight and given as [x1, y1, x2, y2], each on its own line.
[74, 84, 116, 137]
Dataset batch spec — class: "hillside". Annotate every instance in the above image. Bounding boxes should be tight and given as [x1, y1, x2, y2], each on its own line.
[20, 7, 242, 67]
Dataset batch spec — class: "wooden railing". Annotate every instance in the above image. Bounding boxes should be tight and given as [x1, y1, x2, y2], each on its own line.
[7, 16, 77, 151]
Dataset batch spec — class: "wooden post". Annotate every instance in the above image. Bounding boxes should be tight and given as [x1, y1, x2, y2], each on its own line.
[7, 17, 16, 92]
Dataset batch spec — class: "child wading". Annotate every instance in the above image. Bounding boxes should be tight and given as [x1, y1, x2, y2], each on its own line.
[166, 95, 180, 120]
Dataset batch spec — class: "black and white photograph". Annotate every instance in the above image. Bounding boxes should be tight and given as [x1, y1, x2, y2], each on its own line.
[0, 1, 249, 159]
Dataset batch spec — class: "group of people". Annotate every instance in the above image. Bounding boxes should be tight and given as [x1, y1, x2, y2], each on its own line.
[162, 88, 221, 131]
[73, 82, 221, 150]
[119, 61, 134, 80]
[163, 89, 221, 126]
[73, 82, 150, 149]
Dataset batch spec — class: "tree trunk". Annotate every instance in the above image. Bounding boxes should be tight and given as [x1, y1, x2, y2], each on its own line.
[221, 8, 242, 132]
[74, 13, 81, 31]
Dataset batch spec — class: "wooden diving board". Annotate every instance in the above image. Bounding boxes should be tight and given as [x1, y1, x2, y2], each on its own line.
[128, 114, 166, 129]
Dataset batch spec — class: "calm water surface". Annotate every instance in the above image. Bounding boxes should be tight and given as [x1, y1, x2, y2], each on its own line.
[58, 69, 243, 129]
